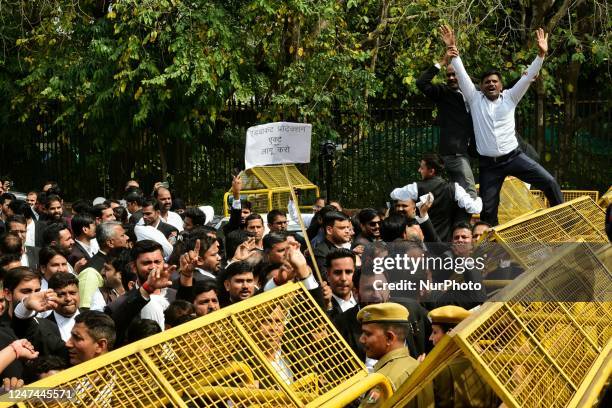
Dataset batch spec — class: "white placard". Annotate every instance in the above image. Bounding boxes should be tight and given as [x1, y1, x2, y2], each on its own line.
[245, 122, 312, 169]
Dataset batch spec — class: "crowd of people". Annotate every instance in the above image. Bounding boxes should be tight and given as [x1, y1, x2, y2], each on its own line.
[0, 25, 598, 407]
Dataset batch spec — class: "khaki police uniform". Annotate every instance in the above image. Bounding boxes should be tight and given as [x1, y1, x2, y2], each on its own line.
[358, 303, 434, 408]
[428, 306, 500, 407]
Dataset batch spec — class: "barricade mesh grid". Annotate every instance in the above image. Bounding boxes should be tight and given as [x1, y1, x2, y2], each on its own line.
[386, 243, 611, 408]
[530, 190, 600, 208]
[9, 283, 368, 408]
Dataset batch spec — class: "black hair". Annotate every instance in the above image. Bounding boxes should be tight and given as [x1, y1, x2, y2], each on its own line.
[113, 206, 128, 224]
[44, 194, 62, 208]
[8, 200, 34, 219]
[75, 310, 116, 351]
[141, 198, 162, 212]
[0, 232, 22, 255]
[0, 253, 21, 281]
[193, 279, 219, 297]
[71, 199, 93, 216]
[452, 222, 473, 235]
[480, 69, 503, 84]
[263, 231, 288, 251]
[183, 207, 207, 226]
[325, 248, 356, 267]
[171, 198, 186, 212]
[357, 208, 378, 225]
[48, 271, 79, 291]
[267, 209, 286, 224]
[42, 221, 70, 247]
[380, 214, 408, 242]
[164, 300, 195, 328]
[245, 213, 263, 225]
[71, 213, 95, 238]
[124, 191, 143, 205]
[91, 203, 111, 219]
[130, 239, 163, 262]
[39, 245, 67, 268]
[0, 192, 16, 204]
[323, 211, 349, 229]
[225, 230, 250, 260]
[3, 267, 40, 292]
[127, 319, 161, 343]
[23, 356, 68, 383]
[6, 214, 27, 227]
[223, 260, 254, 281]
[421, 153, 445, 175]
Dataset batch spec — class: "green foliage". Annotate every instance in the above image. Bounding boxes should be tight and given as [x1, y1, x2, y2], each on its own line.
[0, 0, 609, 200]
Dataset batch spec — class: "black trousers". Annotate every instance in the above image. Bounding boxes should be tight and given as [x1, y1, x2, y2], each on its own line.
[479, 149, 563, 225]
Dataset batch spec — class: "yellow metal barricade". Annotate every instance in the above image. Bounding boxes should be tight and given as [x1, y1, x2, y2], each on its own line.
[223, 165, 319, 216]
[383, 243, 612, 408]
[530, 189, 600, 208]
[480, 196, 607, 270]
[599, 186, 612, 208]
[2, 283, 391, 408]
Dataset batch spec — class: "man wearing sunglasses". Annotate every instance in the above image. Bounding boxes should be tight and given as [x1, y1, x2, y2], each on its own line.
[416, 45, 477, 199]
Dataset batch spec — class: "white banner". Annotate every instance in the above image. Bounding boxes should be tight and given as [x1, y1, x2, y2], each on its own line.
[245, 122, 312, 169]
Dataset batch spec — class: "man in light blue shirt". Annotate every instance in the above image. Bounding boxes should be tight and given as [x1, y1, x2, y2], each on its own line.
[442, 25, 563, 225]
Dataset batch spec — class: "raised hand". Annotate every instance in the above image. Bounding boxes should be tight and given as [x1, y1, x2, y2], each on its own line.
[231, 175, 243, 199]
[233, 237, 256, 261]
[440, 25, 456, 47]
[179, 239, 200, 278]
[147, 264, 175, 290]
[23, 290, 58, 312]
[535, 28, 548, 57]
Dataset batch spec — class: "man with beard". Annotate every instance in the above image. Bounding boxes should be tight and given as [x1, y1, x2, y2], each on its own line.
[220, 261, 256, 307]
[46, 272, 80, 342]
[312, 212, 353, 279]
[416, 48, 476, 198]
[105, 240, 176, 345]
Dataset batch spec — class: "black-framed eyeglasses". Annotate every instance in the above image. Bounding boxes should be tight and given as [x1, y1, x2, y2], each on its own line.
[368, 221, 381, 227]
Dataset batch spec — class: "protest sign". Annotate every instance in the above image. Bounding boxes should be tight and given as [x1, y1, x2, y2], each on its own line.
[245, 122, 311, 169]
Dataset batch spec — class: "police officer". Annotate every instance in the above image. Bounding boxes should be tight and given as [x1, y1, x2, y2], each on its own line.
[358, 303, 433, 407]
[428, 305, 500, 407]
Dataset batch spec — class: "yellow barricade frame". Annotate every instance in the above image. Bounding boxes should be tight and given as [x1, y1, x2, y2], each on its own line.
[222, 165, 320, 216]
[384, 243, 612, 408]
[3, 282, 392, 408]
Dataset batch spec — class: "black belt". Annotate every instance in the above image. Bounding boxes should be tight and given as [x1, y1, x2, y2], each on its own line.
[481, 148, 519, 163]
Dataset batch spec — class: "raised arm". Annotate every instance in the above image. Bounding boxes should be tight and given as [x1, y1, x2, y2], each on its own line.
[440, 25, 478, 102]
[506, 28, 547, 104]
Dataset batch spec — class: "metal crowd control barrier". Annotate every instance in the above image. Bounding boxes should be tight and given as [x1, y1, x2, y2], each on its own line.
[480, 196, 607, 270]
[530, 189, 600, 208]
[222, 164, 319, 216]
[599, 186, 612, 208]
[3, 282, 392, 407]
[383, 243, 612, 408]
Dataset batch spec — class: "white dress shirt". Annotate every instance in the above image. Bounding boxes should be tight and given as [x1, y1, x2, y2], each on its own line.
[134, 225, 173, 259]
[140, 290, 170, 330]
[390, 182, 482, 214]
[137, 211, 184, 232]
[331, 293, 357, 313]
[162, 211, 184, 232]
[53, 310, 79, 342]
[450, 55, 544, 157]
[26, 221, 36, 247]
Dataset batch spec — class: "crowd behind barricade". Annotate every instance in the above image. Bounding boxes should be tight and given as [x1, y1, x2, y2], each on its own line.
[0, 25, 609, 407]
